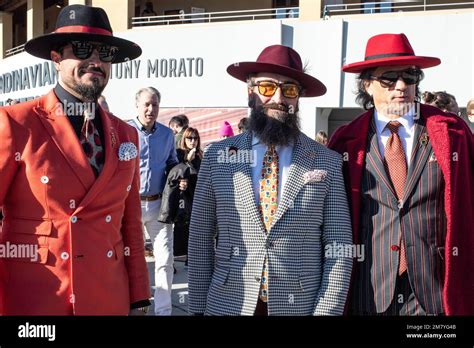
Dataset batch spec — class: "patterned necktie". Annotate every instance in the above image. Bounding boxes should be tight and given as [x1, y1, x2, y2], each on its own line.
[258, 145, 279, 302]
[383, 121, 407, 275]
[80, 109, 104, 177]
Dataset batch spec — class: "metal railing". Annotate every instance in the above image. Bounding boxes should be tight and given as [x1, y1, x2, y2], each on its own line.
[131, 7, 299, 27]
[5, 43, 25, 57]
[324, 1, 474, 17]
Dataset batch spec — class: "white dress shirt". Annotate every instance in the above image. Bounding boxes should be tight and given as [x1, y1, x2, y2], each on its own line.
[374, 107, 416, 166]
[251, 134, 294, 206]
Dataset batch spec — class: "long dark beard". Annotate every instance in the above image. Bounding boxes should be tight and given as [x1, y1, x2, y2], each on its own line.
[247, 97, 300, 146]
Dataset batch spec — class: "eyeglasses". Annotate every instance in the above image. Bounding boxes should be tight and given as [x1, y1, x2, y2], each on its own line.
[370, 68, 424, 88]
[69, 41, 119, 62]
[250, 81, 301, 99]
[186, 136, 198, 141]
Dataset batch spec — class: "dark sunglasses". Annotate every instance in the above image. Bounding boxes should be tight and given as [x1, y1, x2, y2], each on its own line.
[251, 81, 301, 99]
[371, 68, 424, 88]
[69, 41, 119, 62]
[186, 136, 198, 140]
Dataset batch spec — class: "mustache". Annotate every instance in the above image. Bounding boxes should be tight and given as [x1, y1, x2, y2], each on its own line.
[262, 103, 289, 113]
[79, 66, 105, 77]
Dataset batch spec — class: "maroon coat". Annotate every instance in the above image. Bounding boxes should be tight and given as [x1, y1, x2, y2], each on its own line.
[328, 104, 474, 315]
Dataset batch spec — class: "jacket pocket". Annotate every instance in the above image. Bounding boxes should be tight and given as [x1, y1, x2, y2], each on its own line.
[3, 218, 52, 236]
[212, 243, 232, 285]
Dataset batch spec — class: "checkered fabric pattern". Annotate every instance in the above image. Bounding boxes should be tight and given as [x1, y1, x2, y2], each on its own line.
[188, 132, 353, 315]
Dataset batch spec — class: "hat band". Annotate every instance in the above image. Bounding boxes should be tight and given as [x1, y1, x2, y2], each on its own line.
[365, 52, 413, 61]
[55, 25, 112, 36]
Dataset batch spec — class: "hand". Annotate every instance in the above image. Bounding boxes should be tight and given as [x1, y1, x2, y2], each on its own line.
[129, 308, 148, 316]
[187, 148, 196, 162]
[179, 178, 188, 191]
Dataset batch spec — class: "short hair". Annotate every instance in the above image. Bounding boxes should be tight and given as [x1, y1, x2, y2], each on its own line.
[422, 91, 458, 113]
[169, 114, 189, 128]
[467, 99, 474, 114]
[135, 86, 161, 104]
[355, 68, 422, 110]
[238, 117, 249, 132]
[315, 130, 328, 144]
[6, 98, 13, 104]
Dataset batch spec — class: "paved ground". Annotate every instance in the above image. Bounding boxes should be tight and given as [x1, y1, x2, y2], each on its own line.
[145, 255, 189, 316]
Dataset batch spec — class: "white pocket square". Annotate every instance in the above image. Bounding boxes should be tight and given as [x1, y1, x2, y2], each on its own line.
[118, 142, 138, 161]
[304, 170, 327, 184]
[429, 153, 437, 162]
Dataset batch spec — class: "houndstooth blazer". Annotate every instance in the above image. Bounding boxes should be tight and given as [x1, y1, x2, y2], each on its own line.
[188, 131, 353, 315]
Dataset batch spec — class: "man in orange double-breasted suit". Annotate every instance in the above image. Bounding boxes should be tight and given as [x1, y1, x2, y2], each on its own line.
[0, 5, 150, 315]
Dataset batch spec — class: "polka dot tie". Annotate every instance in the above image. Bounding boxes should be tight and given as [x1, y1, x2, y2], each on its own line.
[258, 145, 279, 302]
[383, 121, 407, 275]
[80, 111, 104, 177]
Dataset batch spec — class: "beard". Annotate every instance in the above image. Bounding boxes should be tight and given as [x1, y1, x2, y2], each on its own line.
[247, 96, 301, 146]
[69, 66, 107, 102]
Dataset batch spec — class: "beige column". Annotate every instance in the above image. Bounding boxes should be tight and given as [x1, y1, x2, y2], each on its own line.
[299, 0, 322, 20]
[27, 0, 44, 40]
[68, 0, 88, 5]
[92, 0, 135, 31]
[0, 12, 13, 59]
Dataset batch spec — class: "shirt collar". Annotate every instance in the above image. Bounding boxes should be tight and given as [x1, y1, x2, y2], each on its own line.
[134, 117, 157, 133]
[374, 105, 415, 134]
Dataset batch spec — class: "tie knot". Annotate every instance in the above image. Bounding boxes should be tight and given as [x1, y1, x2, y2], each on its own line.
[386, 121, 402, 134]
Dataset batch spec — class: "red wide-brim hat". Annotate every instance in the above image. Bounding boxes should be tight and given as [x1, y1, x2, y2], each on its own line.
[25, 4, 141, 64]
[342, 33, 440, 73]
[227, 45, 327, 97]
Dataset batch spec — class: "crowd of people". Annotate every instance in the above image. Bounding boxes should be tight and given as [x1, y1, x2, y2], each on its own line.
[0, 4, 472, 317]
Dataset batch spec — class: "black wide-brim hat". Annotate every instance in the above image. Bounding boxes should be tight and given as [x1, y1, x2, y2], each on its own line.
[227, 45, 326, 97]
[25, 4, 141, 63]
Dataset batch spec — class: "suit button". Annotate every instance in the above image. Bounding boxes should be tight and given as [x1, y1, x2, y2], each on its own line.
[40, 176, 49, 184]
[107, 250, 114, 258]
[255, 276, 261, 282]
[391, 245, 400, 251]
[61, 252, 69, 260]
[397, 200, 403, 209]
[105, 215, 112, 223]
[126, 185, 131, 192]
[70, 216, 78, 223]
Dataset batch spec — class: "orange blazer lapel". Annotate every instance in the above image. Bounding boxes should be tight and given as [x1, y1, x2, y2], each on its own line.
[34, 90, 95, 191]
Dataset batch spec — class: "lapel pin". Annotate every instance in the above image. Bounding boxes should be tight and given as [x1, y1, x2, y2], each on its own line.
[420, 133, 429, 146]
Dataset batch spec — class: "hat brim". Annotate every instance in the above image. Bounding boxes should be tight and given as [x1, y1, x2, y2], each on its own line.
[342, 55, 441, 73]
[227, 62, 327, 97]
[25, 32, 142, 63]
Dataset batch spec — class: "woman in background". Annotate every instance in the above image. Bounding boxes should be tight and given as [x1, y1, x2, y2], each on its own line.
[159, 127, 203, 266]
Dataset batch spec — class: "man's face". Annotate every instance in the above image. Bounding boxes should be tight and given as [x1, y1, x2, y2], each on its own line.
[247, 72, 301, 146]
[137, 91, 159, 128]
[51, 42, 111, 102]
[169, 123, 181, 134]
[249, 72, 300, 118]
[366, 65, 418, 118]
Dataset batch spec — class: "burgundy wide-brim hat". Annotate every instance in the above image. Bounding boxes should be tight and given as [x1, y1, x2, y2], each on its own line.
[25, 4, 141, 63]
[342, 33, 441, 73]
[227, 45, 327, 97]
